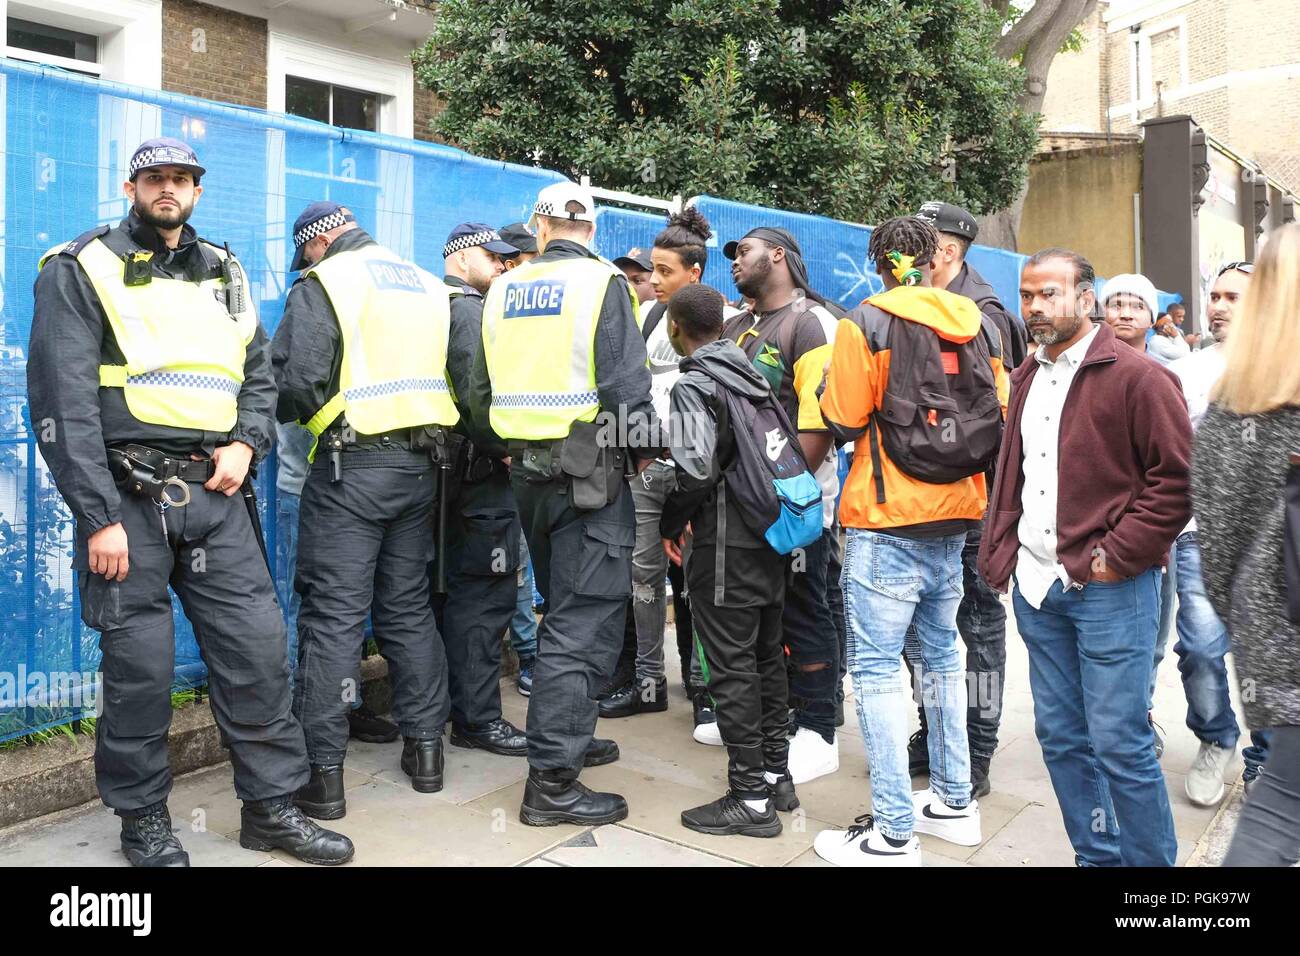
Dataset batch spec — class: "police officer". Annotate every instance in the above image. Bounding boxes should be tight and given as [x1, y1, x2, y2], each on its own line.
[434, 223, 528, 756]
[272, 202, 458, 818]
[27, 138, 353, 867]
[469, 181, 657, 825]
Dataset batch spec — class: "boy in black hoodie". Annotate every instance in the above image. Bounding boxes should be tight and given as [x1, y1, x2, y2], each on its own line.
[660, 284, 797, 837]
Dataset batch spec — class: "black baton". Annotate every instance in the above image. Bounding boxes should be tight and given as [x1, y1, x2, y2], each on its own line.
[241, 477, 272, 573]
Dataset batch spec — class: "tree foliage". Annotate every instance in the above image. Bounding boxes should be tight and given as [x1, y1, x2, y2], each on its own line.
[414, 0, 1039, 225]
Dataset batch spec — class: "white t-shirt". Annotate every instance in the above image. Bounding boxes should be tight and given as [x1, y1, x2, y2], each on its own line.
[1170, 343, 1225, 534]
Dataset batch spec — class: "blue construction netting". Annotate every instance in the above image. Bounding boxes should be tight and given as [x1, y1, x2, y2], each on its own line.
[2, 58, 1151, 744]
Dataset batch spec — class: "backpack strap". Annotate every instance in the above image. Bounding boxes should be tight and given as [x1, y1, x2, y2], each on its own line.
[715, 483, 727, 605]
[867, 415, 887, 505]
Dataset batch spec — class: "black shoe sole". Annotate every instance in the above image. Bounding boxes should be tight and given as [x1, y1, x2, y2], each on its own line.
[449, 731, 528, 758]
[238, 831, 355, 865]
[680, 815, 783, 838]
[401, 761, 444, 793]
[518, 804, 629, 827]
[583, 747, 620, 768]
[293, 797, 346, 821]
[122, 846, 190, 867]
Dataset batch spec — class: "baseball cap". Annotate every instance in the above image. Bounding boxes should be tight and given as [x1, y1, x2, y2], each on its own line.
[914, 201, 978, 243]
[1100, 273, 1159, 318]
[128, 137, 206, 181]
[528, 180, 598, 230]
[613, 247, 653, 272]
[443, 222, 519, 259]
[498, 223, 538, 255]
[290, 200, 356, 272]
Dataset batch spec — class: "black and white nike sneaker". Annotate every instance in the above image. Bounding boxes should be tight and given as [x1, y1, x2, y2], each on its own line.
[911, 787, 982, 846]
[813, 814, 920, 867]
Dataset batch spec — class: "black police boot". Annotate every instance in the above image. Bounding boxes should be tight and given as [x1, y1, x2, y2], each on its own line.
[400, 736, 444, 793]
[294, 764, 346, 820]
[971, 756, 992, 800]
[768, 771, 800, 812]
[908, 729, 929, 777]
[239, 798, 354, 865]
[583, 737, 620, 767]
[450, 717, 528, 757]
[681, 793, 781, 838]
[598, 677, 669, 718]
[348, 706, 399, 743]
[519, 768, 628, 827]
[120, 804, 189, 868]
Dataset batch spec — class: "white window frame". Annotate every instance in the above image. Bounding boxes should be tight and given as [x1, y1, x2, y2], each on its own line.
[0, 0, 161, 88]
[267, 32, 412, 138]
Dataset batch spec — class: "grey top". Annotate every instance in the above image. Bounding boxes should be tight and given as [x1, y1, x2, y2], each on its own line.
[1192, 403, 1300, 729]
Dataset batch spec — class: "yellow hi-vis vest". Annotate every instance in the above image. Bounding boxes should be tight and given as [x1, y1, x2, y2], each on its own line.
[480, 255, 621, 441]
[302, 245, 459, 451]
[39, 236, 256, 433]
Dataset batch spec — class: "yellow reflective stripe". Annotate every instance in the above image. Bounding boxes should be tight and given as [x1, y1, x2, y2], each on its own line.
[78, 240, 167, 374]
[99, 365, 128, 387]
[305, 393, 347, 438]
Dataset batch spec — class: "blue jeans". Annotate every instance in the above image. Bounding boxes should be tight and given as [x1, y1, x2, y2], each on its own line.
[1149, 533, 1240, 747]
[1014, 571, 1177, 867]
[843, 529, 971, 842]
[510, 535, 538, 662]
[1243, 730, 1272, 782]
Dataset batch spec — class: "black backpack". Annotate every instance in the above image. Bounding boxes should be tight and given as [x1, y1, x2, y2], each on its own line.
[865, 305, 1003, 503]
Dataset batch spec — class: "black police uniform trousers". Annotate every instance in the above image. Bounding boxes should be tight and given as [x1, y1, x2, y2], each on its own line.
[511, 471, 634, 773]
[293, 448, 449, 764]
[686, 540, 790, 799]
[431, 467, 521, 728]
[78, 484, 308, 813]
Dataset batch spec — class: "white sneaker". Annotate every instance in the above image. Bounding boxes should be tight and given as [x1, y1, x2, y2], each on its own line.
[911, 787, 982, 846]
[1186, 741, 1234, 807]
[693, 719, 723, 746]
[814, 816, 920, 867]
[788, 727, 839, 784]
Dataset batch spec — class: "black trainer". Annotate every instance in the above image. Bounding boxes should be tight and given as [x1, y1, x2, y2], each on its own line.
[583, 737, 620, 767]
[120, 805, 189, 868]
[768, 771, 800, 812]
[681, 793, 782, 838]
[450, 718, 528, 757]
[971, 757, 992, 799]
[294, 764, 346, 820]
[400, 736, 444, 793]
[519, 769, 628, 827]
[598, 677, 669, 718]
[908, 729, 929, 777]
[348, 707, 399, 743]
[239, 799, 354, 865]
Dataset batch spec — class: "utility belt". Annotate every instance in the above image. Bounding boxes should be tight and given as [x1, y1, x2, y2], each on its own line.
[508, 420, 630, 511]
[107, 443, 215, 507]
[321, 423, 460, 483]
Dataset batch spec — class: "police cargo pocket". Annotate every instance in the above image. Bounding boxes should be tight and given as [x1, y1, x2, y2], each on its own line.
[461, 509, 521, 577]
[77, 571, 123, 631]
[574, 520, 634, 597]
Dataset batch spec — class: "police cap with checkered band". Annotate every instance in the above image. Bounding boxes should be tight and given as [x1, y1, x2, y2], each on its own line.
[443, 222, 519, 259]
[527, 180, 598, 231]
[290, 200, 357, 271]
[128, 137, 206, 182]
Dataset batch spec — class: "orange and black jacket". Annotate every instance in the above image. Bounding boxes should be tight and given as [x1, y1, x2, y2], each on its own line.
[819, 285, 1009, 532]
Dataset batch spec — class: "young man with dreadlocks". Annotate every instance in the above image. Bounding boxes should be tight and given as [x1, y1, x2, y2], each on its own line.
[815, 216, 1009, 866]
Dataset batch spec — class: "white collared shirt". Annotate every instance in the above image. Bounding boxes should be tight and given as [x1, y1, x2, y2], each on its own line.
[1014, 323, 1099, 609]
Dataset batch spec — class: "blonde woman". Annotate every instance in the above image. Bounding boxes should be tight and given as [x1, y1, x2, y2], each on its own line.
[1191, 222, 1300, 867]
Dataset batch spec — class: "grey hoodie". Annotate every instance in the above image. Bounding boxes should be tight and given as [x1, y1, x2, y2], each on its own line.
[660, 338, 774, 548]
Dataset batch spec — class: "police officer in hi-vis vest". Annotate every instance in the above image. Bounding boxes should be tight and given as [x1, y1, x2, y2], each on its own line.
[469, 181, 658, 826]
[27, 138, 353, 867]
[272, 201, 459, 818]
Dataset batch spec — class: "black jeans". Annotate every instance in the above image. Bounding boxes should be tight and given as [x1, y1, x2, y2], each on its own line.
[688, 542, 789, 798]
[1223, 725, 1300, 867]
[904, 523, 1007, 762]
[785, 530, 839, 742]
[826, 524, 847, 706]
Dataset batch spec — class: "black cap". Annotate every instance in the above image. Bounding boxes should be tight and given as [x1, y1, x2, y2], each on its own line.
[497, 222, 538, 255]
[723, 226, 802, 261]
[128, 137, 206, 181]
[613, 247, 653, 272]
[443, 222, 518, 259]
[290, 200, 356, 271]
[914, 201, 978, 242]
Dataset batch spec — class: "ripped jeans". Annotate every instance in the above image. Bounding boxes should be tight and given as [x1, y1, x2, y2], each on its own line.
[630, 460, 676, 682]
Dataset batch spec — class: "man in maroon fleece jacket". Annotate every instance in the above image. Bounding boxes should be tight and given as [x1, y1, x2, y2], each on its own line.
[977, 248, 1190, 867]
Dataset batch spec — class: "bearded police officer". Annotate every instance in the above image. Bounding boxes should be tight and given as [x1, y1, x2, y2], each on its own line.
[433, 223, 528, 757]
[27, 138, 353, 867]
[469, 180, 657, 826]
[272, 202, 459, 818]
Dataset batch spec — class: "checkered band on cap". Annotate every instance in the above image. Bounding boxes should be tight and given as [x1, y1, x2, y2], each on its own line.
[129, 145, 199, 179]
[533, 200, 556, 218]
[443, 230, 503, 259]
[295, 211, 351, 249]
